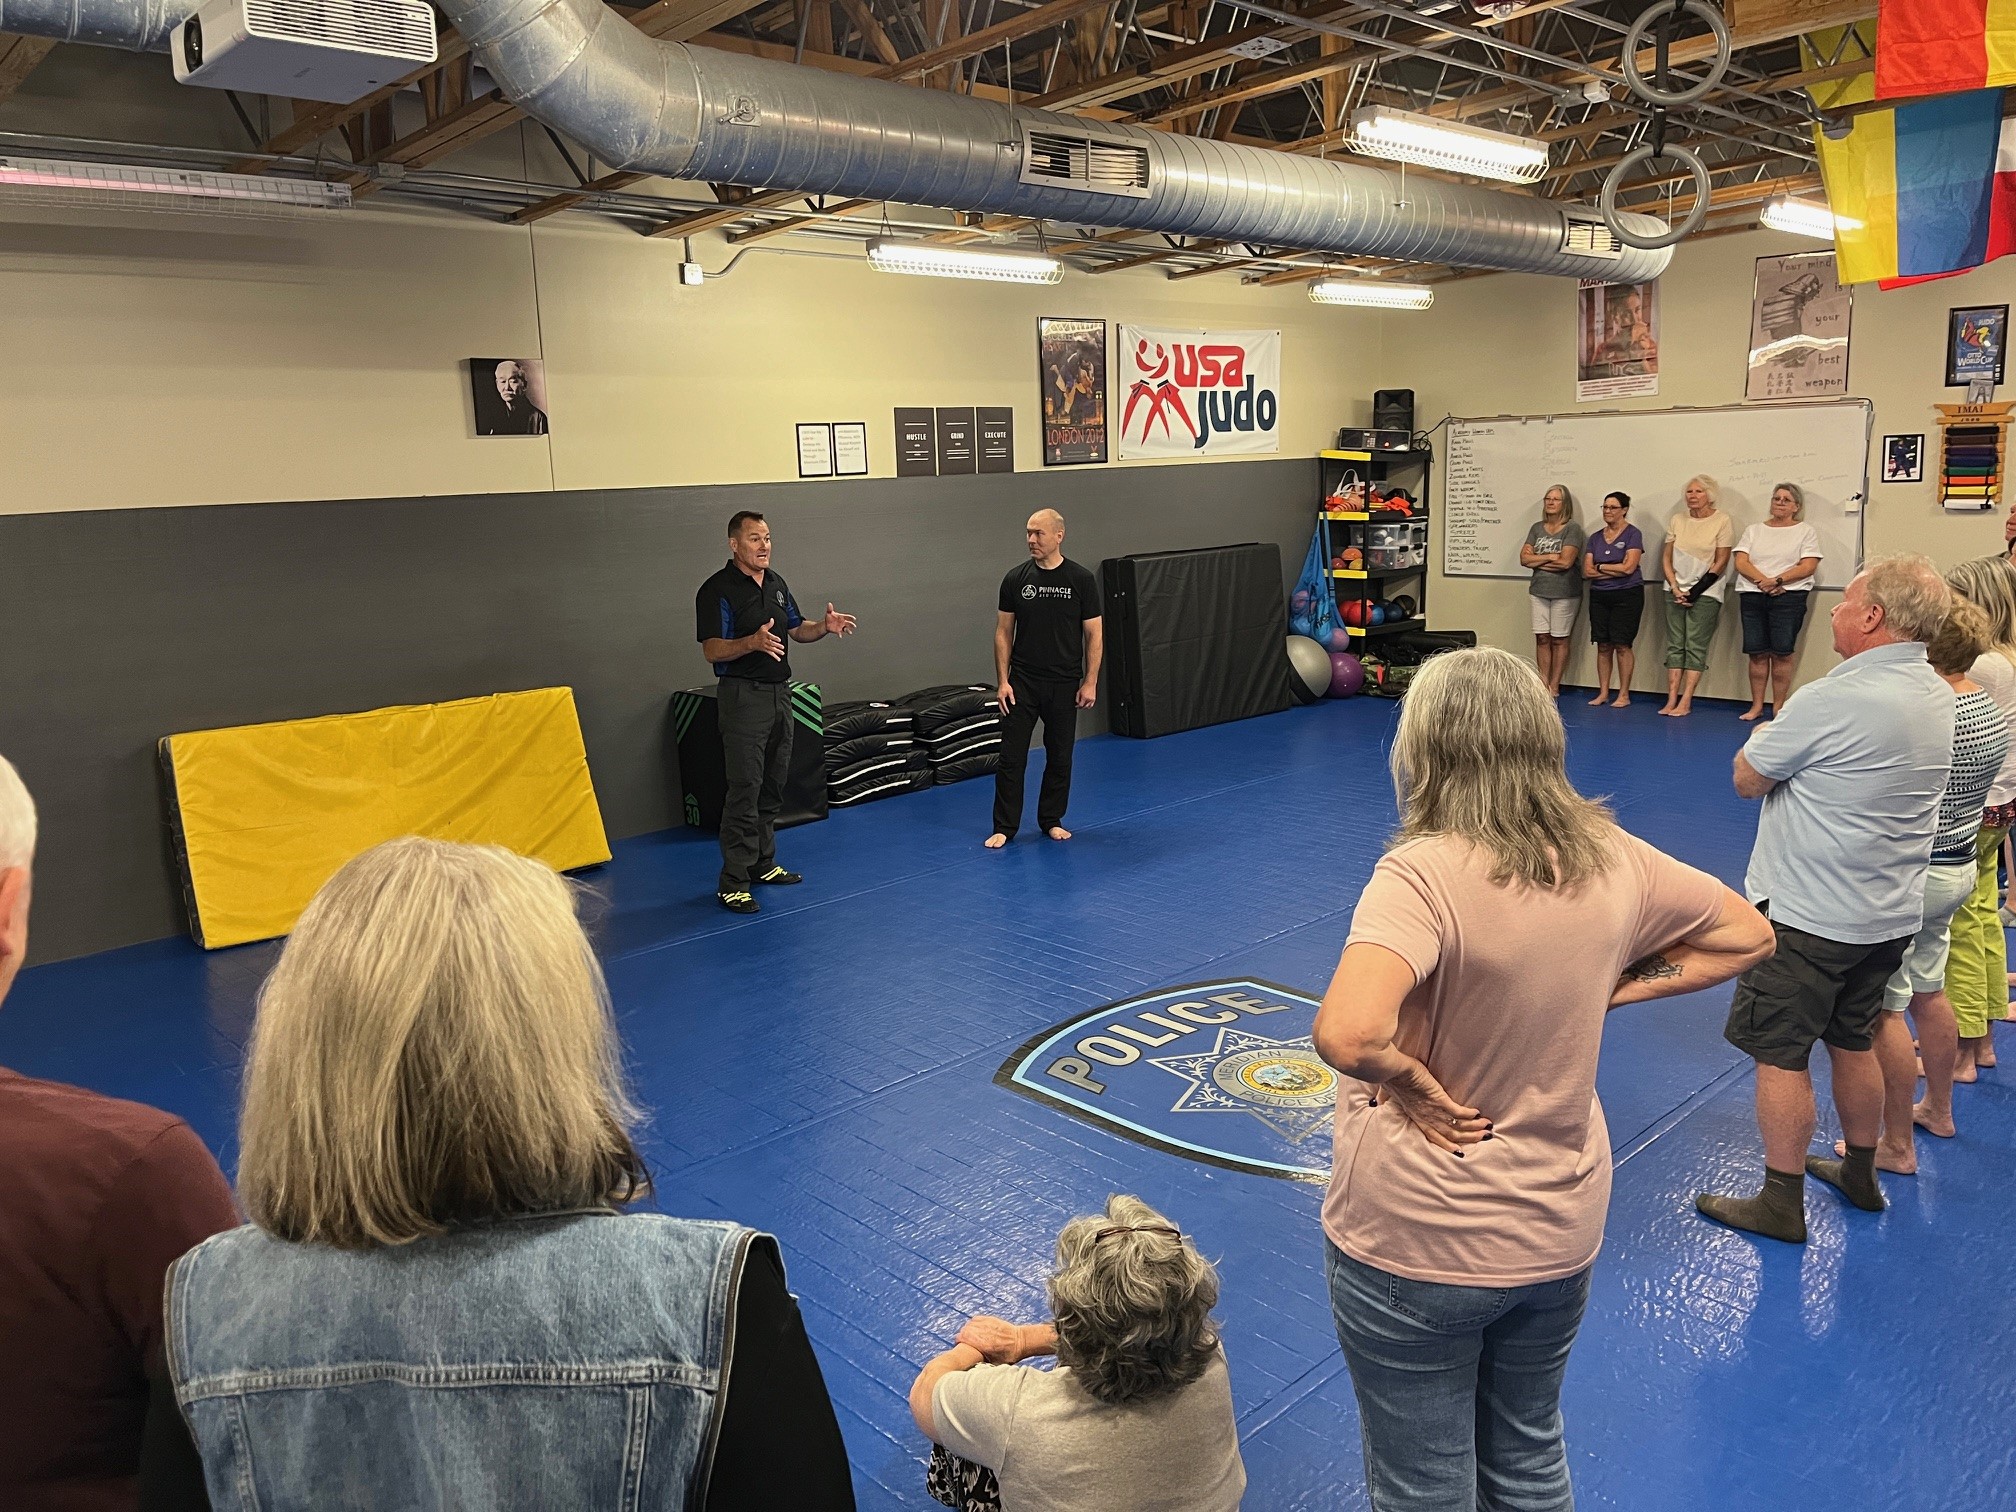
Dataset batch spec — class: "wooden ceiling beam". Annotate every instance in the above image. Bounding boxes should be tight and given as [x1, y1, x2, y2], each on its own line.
[876, 0, 1111, 83]
[511, 170, 654, 224]
[727, 196, 878, 240]
[0, 34, 56, 108]
[1091, 238, 1230, 271]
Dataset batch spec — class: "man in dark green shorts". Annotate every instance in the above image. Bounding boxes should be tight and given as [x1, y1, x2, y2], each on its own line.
[697, 511, 856, 912]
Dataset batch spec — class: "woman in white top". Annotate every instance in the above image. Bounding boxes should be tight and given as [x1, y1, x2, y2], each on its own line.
[1659, 475, 1734, 718]
[910, 1195, 1244, 1512]
[1732, 482, 1825, 721]
[1942, 557, 2016, 1082]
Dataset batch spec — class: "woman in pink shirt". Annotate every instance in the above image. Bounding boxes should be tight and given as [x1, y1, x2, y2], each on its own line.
[1312, 648, 1772, 1512]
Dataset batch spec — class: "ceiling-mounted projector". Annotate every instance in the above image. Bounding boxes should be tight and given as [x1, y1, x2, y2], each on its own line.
[173, 0, 438, 105]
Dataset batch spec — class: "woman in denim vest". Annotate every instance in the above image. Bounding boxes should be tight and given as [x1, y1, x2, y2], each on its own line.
[155, 837, 855, 1510]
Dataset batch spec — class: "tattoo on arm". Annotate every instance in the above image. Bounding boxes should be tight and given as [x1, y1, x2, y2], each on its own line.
[1623, 954, 1682, 983]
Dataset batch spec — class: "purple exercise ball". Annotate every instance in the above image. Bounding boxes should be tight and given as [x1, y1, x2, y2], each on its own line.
[1326, 624, 1354, 652]
[1327, 651, 1365, 699]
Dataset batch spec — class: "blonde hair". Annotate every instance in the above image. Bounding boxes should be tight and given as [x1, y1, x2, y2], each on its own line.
[1391, 647, 1617, 888]
[1946, 556, 2016, 668]
[1684, 474, 1720, 507]
[1771, 482, 1805, 520]
[1541, 484, 1575, 523]
[238, 837, 645, 1249]
[1049, 1195, 1219, 1408]
[0, 754, 34, 872]
[1930, 598, 1993, 677]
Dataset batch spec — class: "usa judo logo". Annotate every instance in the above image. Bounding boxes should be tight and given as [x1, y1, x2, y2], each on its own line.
[996, 979, 1333, 1181]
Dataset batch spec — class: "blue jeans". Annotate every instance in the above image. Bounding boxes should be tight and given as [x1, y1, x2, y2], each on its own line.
[1326, 1242, 1592, 1512]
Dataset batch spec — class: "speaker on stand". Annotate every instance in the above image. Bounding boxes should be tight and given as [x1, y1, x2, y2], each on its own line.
[1373, 388, 1414, 438]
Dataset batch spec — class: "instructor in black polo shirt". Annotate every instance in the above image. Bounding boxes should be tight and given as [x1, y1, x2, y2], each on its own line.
[697, 511, 856, 913]
[986, 509, 1103, 848]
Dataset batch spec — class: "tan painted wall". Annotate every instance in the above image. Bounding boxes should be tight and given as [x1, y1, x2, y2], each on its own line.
[1391, 226, 2016, 703]
[0, 52, 1382, 514]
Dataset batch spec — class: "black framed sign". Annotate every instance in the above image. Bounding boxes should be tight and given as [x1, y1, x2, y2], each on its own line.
[1881, 433, 1924, 483]
[1947, 304, 2009, 388]
[894, 408, 936, 477]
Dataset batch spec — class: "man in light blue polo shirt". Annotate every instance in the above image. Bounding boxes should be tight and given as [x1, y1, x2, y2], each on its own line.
[1697, 555, 1954, 1245]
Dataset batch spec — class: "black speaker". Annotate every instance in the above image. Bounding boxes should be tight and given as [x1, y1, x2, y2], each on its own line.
[1373, 388, 1414, 433]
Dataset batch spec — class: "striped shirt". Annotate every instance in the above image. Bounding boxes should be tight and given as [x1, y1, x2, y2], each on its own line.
[1936, 687, 2010, 864]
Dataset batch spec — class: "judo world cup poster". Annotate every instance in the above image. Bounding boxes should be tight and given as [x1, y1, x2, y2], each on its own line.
[1116, 326, 1282, 459]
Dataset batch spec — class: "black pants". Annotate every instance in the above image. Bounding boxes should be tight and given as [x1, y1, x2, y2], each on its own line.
[992, 673, 1078, 838]
[718, 678, 794, 890]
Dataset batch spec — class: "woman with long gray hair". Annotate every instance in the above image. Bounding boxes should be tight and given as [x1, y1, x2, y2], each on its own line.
[909, 1194, 1243, 1511]
[1312, 648, 1771, 1512]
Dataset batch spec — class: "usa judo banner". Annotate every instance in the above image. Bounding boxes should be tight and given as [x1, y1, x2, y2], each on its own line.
[1116, 327, 1281, 459]
[996, 978, 1333, 1180]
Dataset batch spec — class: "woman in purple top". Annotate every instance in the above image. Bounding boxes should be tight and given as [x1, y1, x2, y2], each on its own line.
[1581, 492, 1646, 707]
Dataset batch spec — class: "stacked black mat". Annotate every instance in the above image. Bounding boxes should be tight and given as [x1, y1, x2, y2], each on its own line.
[901, 684, 1004, 784]
[671, 681, 829, 830]
[822, 700, 930, 807]
[821, 684, 1005, 806]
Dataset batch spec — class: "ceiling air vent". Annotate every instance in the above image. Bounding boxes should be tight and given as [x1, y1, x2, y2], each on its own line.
[1020, 127, 1152, 199]
[1561, 209, 1624, 261]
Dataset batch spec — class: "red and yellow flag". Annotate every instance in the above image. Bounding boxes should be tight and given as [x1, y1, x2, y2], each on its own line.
[1878, 0, 2016, 99]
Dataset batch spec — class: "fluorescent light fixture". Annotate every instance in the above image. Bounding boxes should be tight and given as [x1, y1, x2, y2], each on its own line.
[1759, 195, 1850, 240]
[1308, 278, 1434, 310]
[1346, 105, 1549, 184]
[866, 237, 1062, 284]
[0, 155, 352, 216]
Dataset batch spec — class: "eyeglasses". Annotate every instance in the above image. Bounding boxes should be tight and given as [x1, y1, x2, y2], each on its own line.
[1093, 1224, 1183, 1244]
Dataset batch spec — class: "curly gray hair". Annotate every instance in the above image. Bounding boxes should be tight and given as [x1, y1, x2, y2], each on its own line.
[1048, 1195, 1220, 1407]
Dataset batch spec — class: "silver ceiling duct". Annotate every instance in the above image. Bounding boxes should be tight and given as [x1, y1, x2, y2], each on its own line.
[437, 0, 1671, 279]
[1, 0, 1672, 278]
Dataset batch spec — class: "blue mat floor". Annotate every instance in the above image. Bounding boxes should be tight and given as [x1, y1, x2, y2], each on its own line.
[5, 694, 2014, 1509]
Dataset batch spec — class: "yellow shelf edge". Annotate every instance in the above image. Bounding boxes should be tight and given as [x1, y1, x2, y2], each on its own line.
[1321, 449, 1372, 461]
[1331, 568, 1368, 579]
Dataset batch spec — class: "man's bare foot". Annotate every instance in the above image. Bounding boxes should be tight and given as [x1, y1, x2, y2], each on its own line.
[1657, 700, 1678, 716]
[1673, 699, 1693, 717]
[1913, 1101, 1957, 1138]
[1956, 1057, 1979, 1084]
[1045, 826, 1071, 841]
[1978, 1042, 1998, 1067]
[1740, 704, 1765, 722]
[1589, 691, 1612, 705]
[984, 832, 1009, 849]
[1834, 1137, 1917, 1174]
[1612, 694, 1631, 707]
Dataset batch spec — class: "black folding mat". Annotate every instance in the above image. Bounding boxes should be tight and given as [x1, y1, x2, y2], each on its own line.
[1100, 543, 1294, 739]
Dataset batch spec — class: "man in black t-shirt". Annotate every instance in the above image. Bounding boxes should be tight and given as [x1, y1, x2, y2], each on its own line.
[696, 511, 856, 912]
[986, 509, 1103, 848]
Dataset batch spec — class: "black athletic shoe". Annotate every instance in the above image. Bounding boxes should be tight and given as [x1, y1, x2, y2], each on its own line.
[717, 889, 759, 914]
[755, 866, 803, 885]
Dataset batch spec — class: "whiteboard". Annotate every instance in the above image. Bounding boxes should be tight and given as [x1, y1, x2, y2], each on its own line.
[1441, 401, 1871, 590]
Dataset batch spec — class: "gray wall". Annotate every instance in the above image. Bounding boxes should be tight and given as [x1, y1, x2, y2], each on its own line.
[0, 459, 1319, 963]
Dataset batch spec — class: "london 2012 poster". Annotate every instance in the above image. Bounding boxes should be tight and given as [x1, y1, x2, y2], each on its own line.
[1038, 317, 1108, 466]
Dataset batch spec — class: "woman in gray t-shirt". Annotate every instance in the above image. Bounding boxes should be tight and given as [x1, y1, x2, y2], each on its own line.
[909, 1195, 1244, 1512]
[1519, 484, 1586, 696]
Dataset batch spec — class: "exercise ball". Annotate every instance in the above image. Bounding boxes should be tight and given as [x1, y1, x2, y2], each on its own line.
[1328, 651, 1366, 699]
[1285, 636, 1330, 704]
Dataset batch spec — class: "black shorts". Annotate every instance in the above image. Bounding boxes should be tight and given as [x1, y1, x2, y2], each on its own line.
[1587, 586, 1644, 646]
[1723, 915, 1911, 1071]
[1738, 591, 1813, 658]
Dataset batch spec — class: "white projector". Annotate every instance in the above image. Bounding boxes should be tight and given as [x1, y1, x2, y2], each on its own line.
[173, 0, 438, 105]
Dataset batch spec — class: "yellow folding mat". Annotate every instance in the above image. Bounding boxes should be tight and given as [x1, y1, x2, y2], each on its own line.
[161, 687, 612, 949]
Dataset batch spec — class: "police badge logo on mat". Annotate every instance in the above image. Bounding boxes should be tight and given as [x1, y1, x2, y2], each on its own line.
[995, 979, 1333, 1181]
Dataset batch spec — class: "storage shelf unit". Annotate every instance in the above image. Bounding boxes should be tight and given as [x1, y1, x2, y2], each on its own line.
[1319, 446, 1431, 640]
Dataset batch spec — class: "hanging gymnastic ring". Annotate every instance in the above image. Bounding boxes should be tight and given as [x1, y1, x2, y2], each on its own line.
[1620, 0, 1731, 108]
[1598, 142, 1712, 249]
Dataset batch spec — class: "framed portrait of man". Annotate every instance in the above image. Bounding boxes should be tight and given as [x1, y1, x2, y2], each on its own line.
[467, 357, 551, 436]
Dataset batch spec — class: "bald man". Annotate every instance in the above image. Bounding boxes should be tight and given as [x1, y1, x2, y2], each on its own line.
[987, 509, 1103, 848]
[486, 360, 548, 436]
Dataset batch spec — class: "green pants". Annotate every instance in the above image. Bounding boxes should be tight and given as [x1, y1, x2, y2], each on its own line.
[1945, 824, 2009, 1038]
[1664, 595, 1723, 672]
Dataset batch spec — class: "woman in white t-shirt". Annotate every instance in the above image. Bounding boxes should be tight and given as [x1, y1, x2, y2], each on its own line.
[1732, 482, 1824, 721]
[910, 1195, 1244, 1512]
